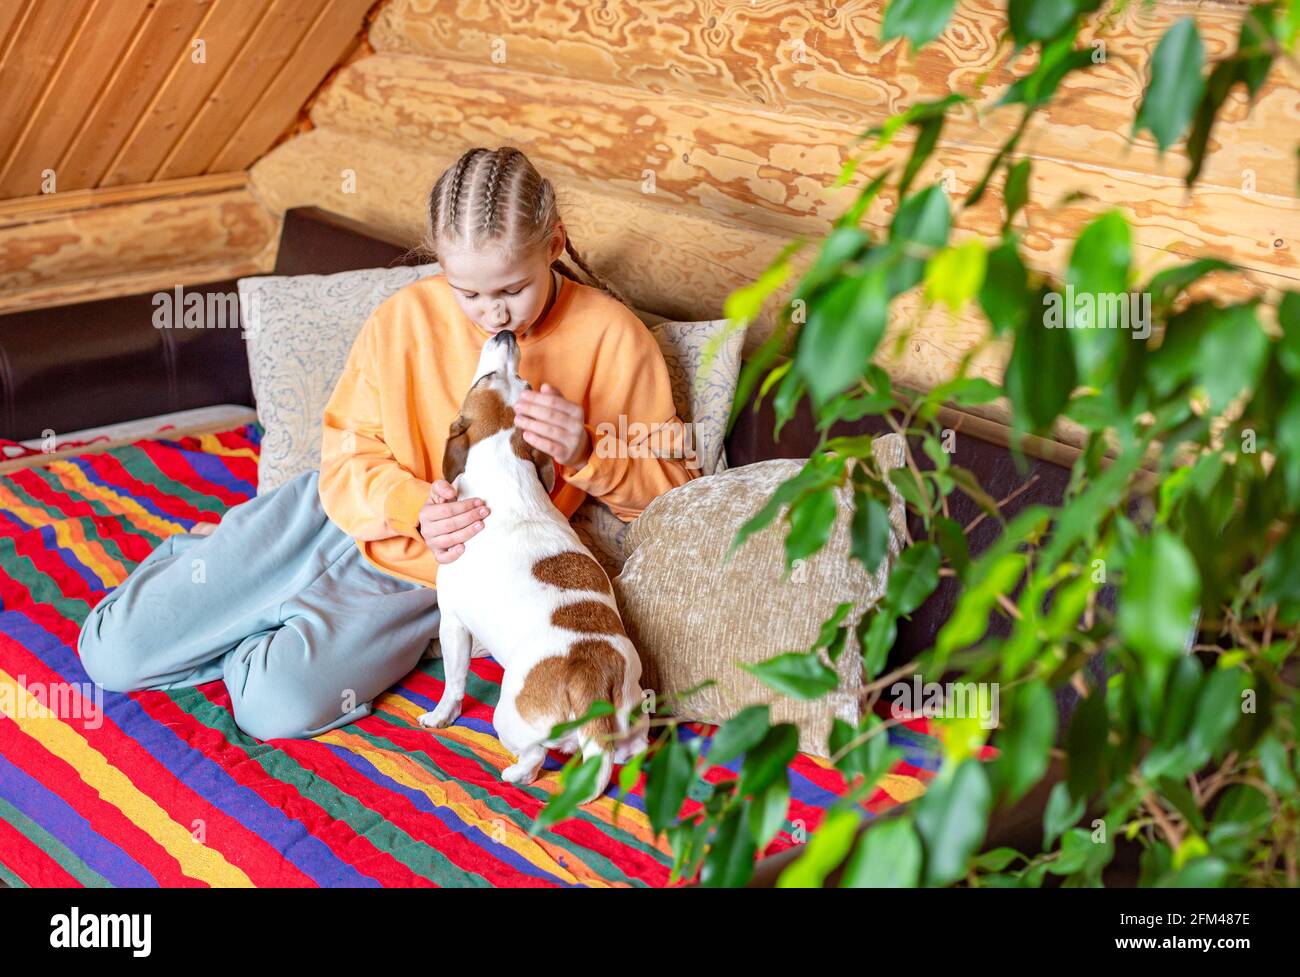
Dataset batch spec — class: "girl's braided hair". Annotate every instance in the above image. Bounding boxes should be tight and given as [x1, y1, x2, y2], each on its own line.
[405, 146, 629, 306]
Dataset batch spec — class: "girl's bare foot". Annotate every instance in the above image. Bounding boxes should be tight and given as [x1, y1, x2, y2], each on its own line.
[191, 522, 219, 536]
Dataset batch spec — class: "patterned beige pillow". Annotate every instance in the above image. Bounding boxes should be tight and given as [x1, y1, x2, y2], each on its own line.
[570, 317, 745, 579]
[237, 263, 440, 495]
[612, 434, 907, 756]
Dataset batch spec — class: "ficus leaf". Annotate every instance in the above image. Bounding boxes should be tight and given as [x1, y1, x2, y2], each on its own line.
[1000, 32, 1097, 108]
[891, 184, 952, 250]
[914, 759, 992, 886]
[1134, 18, 1206, 153]
[924, 239, 988, 313]
[829, 714, 902, 787]
[934, 552, 1026, 662]
[740, 650, 841, 701]
[1007, 0, 1097, 49]
[1066, 210, 1132, 383]
[778, 806, 862, 887]
[1003, 158, 1032, 230]
[840, 814, 923, 887]
[795, 266, 890, 407]
[644, 731, 695, 836]
[530, 754, 607, 835]
[708, 705, 771, 765]
[884, 542, 942, 615]
[990, 680, 1058, 806]
[1185, 58, 1242, 188]
[849, 490, 893, 575]
[749, 771, 791, 852]
[1064, 688, 1109, 802]
[1005, 287, 1078, 434]
[860, 609, 898, 679]
[881, 0, 958, 49]
[784, 486, 838, 567]
[740, 723, 801, 797]
[899, 114, 945, 200]
[979, 236, 1030, 335]
[1043, 781, 1086, 850]
[1119, 530, 1201, 661]
[699, 804, 757, 888]
[1145, 257, 1234, 312]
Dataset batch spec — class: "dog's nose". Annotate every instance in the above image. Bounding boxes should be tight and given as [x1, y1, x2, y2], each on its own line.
[492, 329, 517, 347]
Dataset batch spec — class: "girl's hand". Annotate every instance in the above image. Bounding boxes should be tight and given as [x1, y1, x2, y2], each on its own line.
[514, 382, 591, 469]
[420, 479, 490, 563]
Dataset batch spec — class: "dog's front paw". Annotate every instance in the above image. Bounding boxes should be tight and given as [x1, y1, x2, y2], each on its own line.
[417, 700, 462, 729]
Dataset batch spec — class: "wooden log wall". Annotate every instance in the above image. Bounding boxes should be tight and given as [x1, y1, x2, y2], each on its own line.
[250, 0, 1299, 443]
[0, 174, 279, 314]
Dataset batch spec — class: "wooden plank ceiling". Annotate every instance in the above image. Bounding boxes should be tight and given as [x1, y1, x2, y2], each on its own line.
[0, 0, 375, 312]
[0, 0, 374, 195]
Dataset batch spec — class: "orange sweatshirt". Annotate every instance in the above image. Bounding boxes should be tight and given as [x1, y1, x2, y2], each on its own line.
[317, 270, 700, 589]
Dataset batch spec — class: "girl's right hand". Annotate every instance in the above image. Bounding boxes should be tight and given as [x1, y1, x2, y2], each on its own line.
[419, 479, 490, 564]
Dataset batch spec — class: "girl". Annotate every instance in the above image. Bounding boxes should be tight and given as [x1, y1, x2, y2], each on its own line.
[77, 146, 697, 743]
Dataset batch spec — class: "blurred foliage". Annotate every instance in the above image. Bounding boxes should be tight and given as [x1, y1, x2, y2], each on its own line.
[539, 0, 1300, 888]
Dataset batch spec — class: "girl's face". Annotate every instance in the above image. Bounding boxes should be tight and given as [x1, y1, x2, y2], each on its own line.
[439, 227, 565, 339]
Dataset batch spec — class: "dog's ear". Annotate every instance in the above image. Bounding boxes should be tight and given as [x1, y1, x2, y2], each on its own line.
[442, 414, 470, 485]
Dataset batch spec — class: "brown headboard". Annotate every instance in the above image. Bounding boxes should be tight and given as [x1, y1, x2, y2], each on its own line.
[0, 208, 421, 442]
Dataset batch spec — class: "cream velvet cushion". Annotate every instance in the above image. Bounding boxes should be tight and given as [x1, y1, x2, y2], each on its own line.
[237, 263, 440, 494]
[613, 434, 907, 756]
[566, 316, 745, 579]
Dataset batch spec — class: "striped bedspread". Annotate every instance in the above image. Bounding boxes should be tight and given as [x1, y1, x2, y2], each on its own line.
[0, 423, 973, 887]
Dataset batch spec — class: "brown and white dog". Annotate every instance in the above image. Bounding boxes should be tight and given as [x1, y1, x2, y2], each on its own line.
[418, 329, 649, 803]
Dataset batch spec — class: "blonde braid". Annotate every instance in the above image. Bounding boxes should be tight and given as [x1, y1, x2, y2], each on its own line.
[479, 150, 505, 235]
[564, 236, 631, 307]
[449, 147, 486, 233]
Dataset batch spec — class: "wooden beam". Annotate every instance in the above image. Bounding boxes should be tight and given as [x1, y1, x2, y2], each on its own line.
[0, 174, 280, 314]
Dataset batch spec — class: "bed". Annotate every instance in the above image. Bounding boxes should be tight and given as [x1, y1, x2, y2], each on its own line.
[0, 418, 978, 887]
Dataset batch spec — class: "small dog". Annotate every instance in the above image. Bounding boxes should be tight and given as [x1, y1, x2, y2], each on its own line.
[418, 329, 649, 803]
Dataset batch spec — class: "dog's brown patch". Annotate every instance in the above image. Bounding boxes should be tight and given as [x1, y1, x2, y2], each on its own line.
[511, 426, 556, 495]
[442, 382, 554, 491]
[442, 385, 514, 484]
[517, 638, 624, 742]
[552, 599, 624, 636]
[509, 426, 532, 463]
[533, 551, 611, 595]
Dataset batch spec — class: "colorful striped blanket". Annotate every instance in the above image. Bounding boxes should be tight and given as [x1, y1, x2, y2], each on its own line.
[0, 423, 971, 887]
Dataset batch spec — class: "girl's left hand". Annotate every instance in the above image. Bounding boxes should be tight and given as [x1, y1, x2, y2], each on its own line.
[514, 382, 591, 469]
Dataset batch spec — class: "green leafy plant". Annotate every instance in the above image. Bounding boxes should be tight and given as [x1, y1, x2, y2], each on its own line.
[539, 0, 1300, 888]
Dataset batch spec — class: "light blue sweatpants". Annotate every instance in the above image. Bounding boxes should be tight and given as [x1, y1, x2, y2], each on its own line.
[77, 469, 441, 741]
